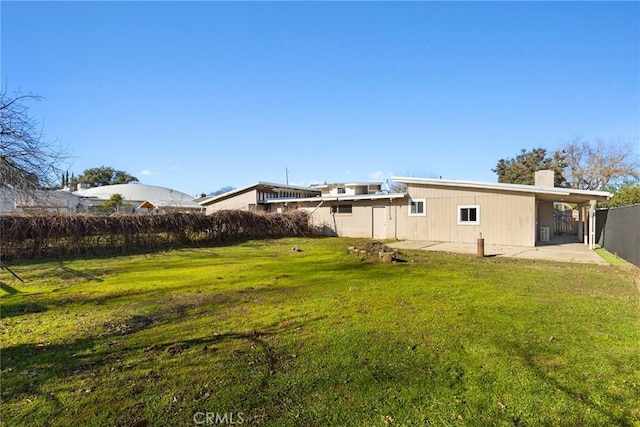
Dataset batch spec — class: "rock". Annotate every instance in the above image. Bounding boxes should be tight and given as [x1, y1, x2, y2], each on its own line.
[379, 251, 395, 263]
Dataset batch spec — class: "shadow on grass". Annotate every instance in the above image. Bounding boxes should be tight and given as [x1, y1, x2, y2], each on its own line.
[0, 263, 319, 320]
[1, 316, 326, 412]
[0, 281, 21, 295]
[58, 263, 104, 282]
[0, 236, 284, 266]
[1, 283, 325, 405]
[490, 335, 637, 426]
[0, 300, 48, 318]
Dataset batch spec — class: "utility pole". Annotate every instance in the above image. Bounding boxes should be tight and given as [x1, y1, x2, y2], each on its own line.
[286, 167, 290, 185]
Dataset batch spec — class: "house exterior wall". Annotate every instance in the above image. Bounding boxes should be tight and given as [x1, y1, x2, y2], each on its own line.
[300, 199, 397, 238]
[537, 200, 555, 240]
[395, 184, 537, 246]
[204, 190, 258, 214]
[204, 183, 539, 246]
[319, 183, 382, 197]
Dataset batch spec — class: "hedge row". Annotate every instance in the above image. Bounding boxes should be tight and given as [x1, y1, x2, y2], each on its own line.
[0, 210, 310, 259]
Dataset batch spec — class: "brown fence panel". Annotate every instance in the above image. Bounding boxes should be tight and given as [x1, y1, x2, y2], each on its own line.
[554, 210, 577, 235]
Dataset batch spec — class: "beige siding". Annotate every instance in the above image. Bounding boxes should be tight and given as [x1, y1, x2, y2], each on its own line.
[303, 200, 396, 238]
[537, 200, 555, 239]
[204, 190, 258, 214]
[396, 185, 536, 246]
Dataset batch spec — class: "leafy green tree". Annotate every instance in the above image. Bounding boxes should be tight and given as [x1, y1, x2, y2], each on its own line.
[73, 166, 138, 188]
[492, 148, 566, 186]
[98, 193, 127, 213]
[60, 170, 71, 188]
[600, 183, 640, 208]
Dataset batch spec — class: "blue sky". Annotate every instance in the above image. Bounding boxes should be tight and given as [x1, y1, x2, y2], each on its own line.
[2, 1, 638, 196]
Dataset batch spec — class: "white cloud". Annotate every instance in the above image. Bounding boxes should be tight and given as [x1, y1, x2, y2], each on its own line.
[140, 169, 158, 176]
[369, 170, 394, 180]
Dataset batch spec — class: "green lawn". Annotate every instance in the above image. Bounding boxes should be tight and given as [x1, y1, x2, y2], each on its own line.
[1, 237, 639, 426]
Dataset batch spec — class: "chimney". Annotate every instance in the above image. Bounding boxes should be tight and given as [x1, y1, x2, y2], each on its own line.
[534, 170, 555, 188]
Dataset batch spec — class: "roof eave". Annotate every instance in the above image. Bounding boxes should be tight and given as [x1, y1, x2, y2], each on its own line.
[265, 193, 407, 204]
[392, 176, 612, 200]
[199, 181, 321, 206]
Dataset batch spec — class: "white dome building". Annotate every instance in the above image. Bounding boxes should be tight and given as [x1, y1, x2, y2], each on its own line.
[74, 183, 202, 214]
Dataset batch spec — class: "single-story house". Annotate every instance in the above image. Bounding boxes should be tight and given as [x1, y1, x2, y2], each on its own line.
[264, 181, 407, 238]
[201, 171, 611, 249]
[198, 182, 321, 214]
[386, 170, 610, 248]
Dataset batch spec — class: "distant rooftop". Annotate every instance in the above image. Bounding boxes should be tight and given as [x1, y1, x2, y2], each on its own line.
[74, 183, 195, 203]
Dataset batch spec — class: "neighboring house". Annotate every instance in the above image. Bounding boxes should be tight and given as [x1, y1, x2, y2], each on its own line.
[200, 180, 406, 238]
[1, 189, 85, 214]
[0, 183, 200, 214]
[266, 181, 406, 238]
[138, 200, 202, 215]
[198, 182, 321, 214]
[203, 171, 611, 249]
[74, 183, 200, 214]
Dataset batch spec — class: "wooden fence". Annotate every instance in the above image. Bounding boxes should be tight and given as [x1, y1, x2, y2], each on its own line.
[0, 210, 310, 260]
[553, 210, 577, 235]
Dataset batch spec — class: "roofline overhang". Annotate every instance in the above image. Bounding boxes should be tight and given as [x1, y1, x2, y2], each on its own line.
[310, 181, 385, 189]
[391, 176, 611, 201]
[264, 192, 407, 204]
[199, 181, 321, 206]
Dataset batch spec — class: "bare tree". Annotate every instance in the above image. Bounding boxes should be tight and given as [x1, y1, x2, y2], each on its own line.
[1, 88, 68, 193]
[563, 138, 640, 190]
[389, 182, 408, 193]
[208, 186, 236, 196]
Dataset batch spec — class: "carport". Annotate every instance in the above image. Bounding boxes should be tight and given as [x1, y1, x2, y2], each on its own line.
[534, 187, 610, 250]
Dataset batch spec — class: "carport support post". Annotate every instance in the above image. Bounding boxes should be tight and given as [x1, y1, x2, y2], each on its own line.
[590, 200, 597, 250]
[477, 233, 485, 258]
[578, 207, 584, 243]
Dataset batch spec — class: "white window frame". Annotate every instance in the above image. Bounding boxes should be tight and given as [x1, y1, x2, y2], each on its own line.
[408, 199, 426, 217]
[457, 205, 480, 225]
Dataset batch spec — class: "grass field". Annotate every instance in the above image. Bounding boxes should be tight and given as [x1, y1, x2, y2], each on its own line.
[1, 237, 639, 426]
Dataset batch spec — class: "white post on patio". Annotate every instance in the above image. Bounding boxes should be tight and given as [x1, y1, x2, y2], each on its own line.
[578, 205, 585, 245]
[589, 200, 597, 250]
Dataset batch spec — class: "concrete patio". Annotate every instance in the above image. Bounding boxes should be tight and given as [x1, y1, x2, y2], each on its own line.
[387, 238, 608, 265]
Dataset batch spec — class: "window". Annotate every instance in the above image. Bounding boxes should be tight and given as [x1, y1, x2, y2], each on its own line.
[458, 205, 480, 225]
[337, 187, 346, 194]
[408, 199, 426, 216]
[331, 204, 353, 214]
